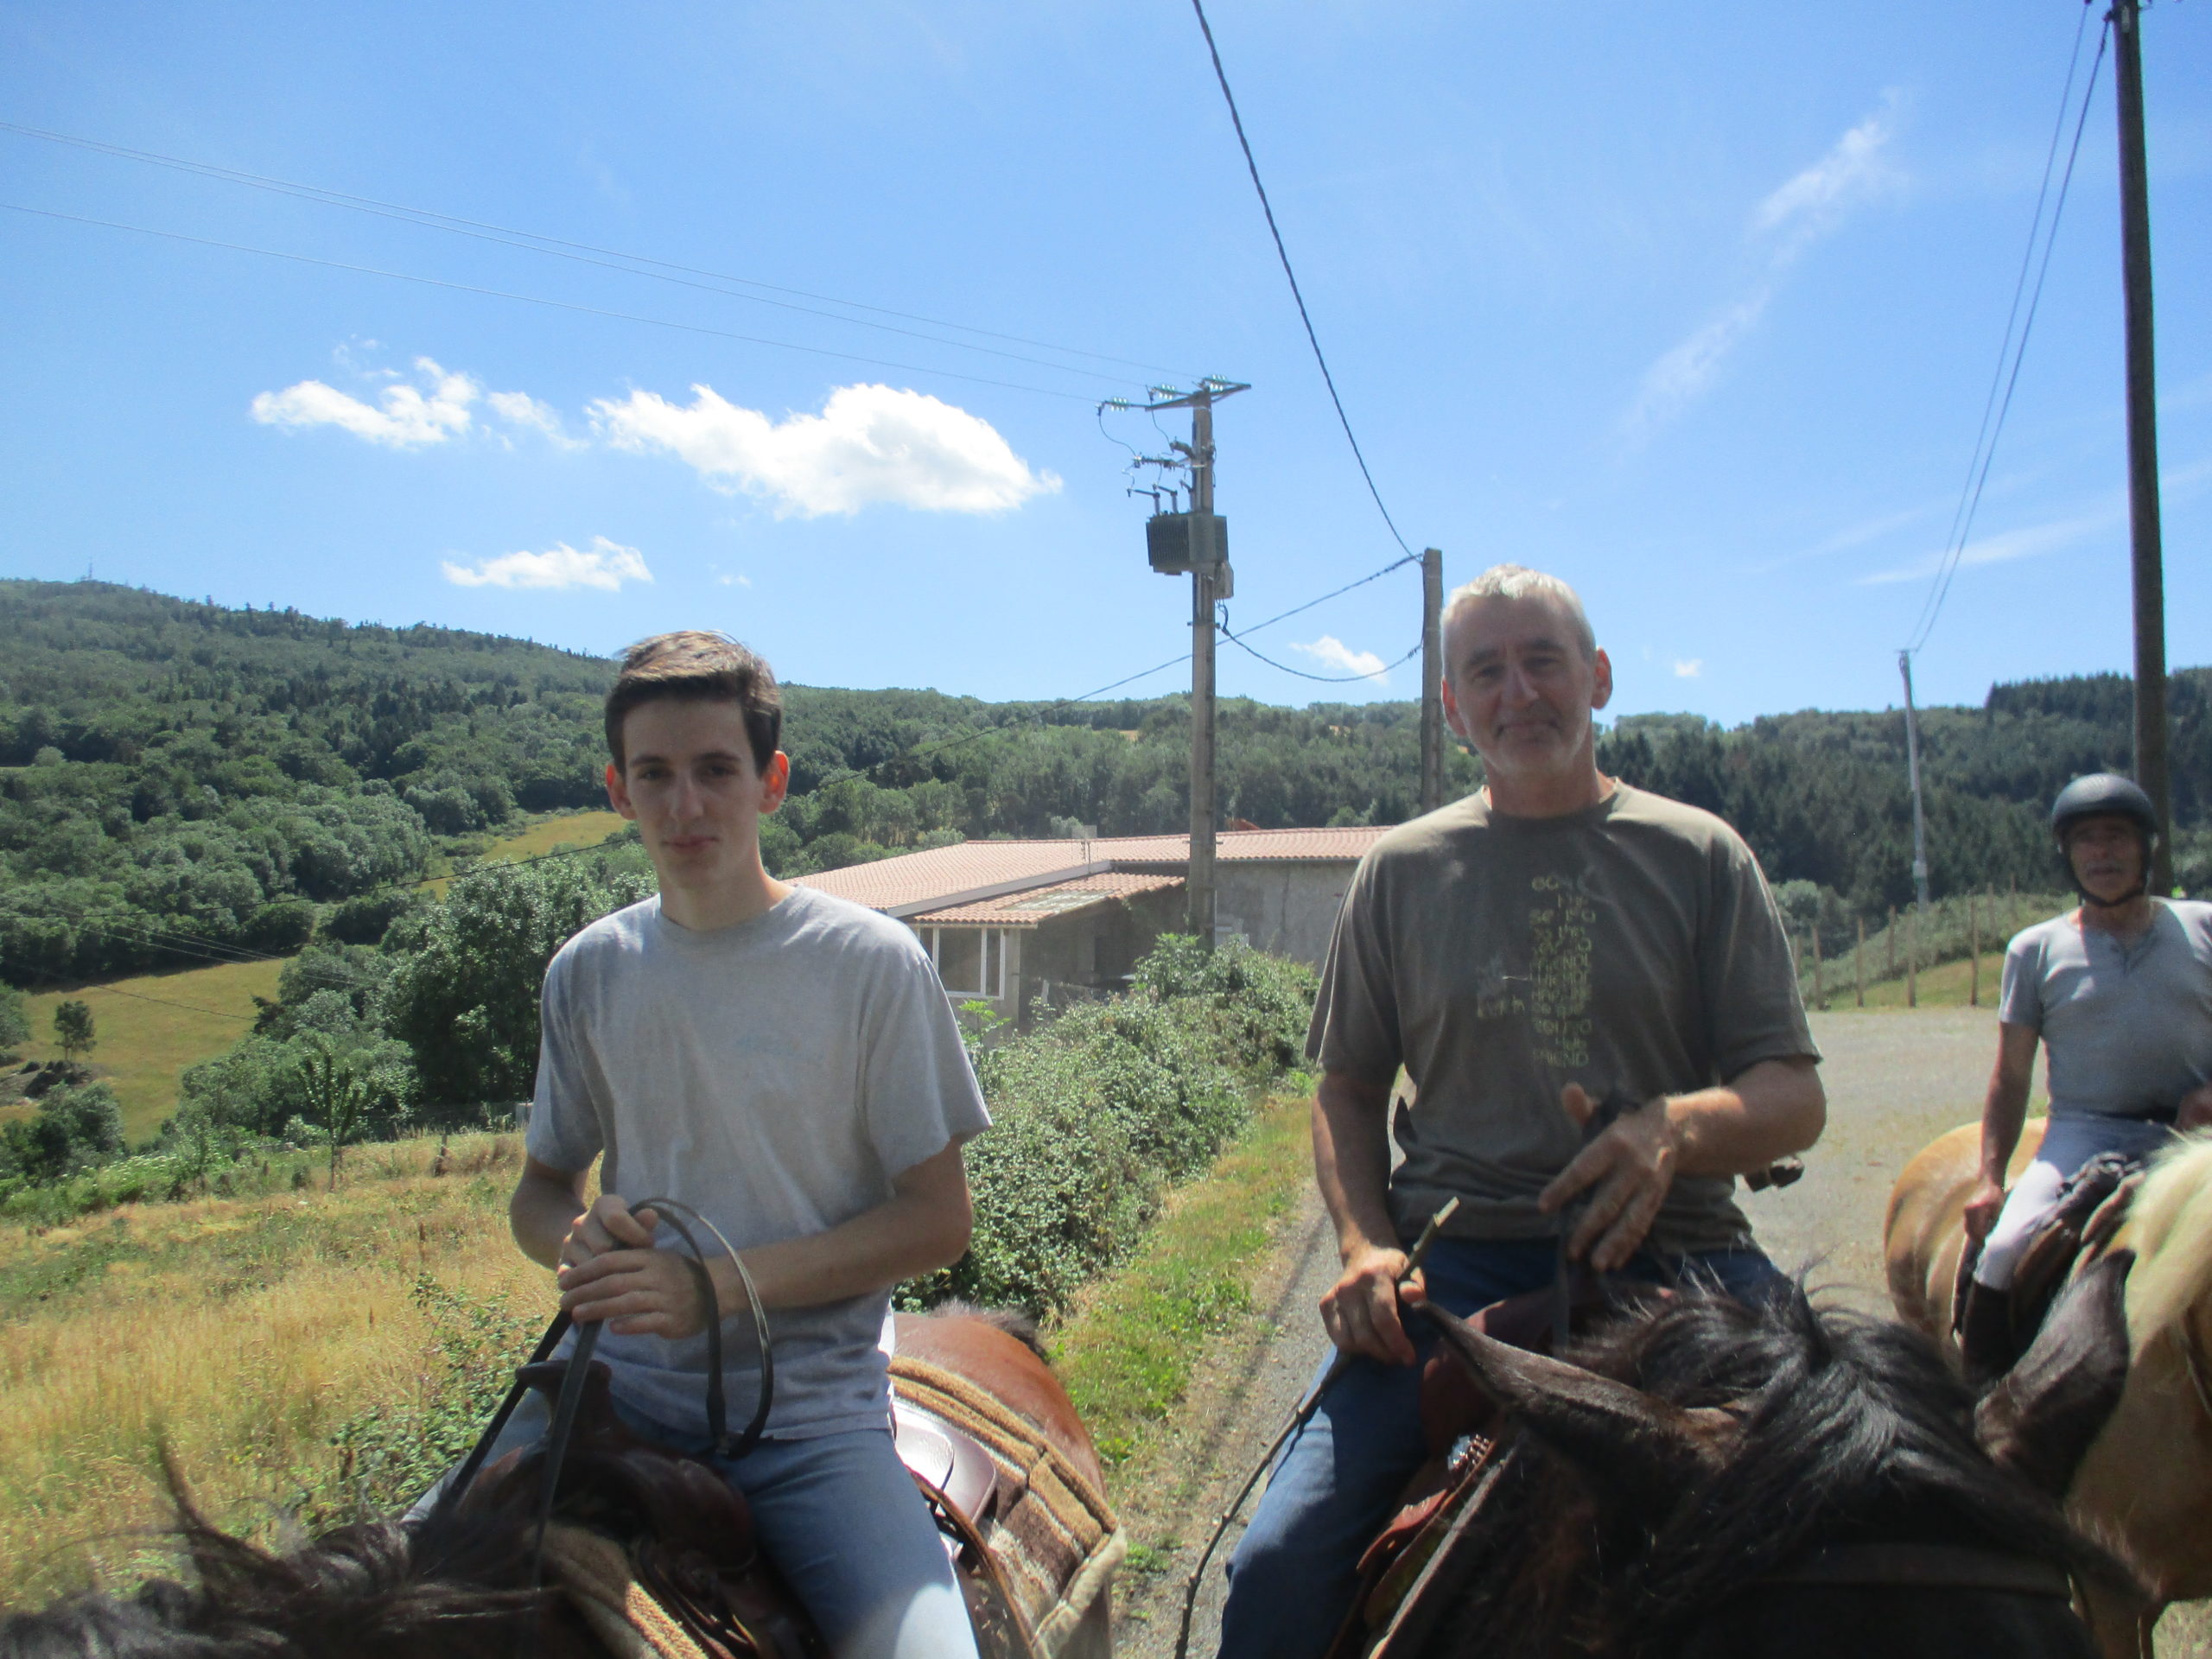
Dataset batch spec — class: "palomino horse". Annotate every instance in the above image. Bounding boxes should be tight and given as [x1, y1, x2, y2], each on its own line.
[0, 1308, 1117, 1659]
[1887, 1123, 2212, 1656]
[1357, 1283, 2120, 1658]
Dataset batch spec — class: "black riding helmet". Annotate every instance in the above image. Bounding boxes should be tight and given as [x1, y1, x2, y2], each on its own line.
[2050, 772, 2158, 906]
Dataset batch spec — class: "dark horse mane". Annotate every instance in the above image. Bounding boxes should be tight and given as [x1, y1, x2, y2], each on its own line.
[1418, 1284, 2129, 1659]
[0, 1474, 598, 1659]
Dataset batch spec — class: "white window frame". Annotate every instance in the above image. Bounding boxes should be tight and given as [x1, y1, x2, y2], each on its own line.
[925, 926, 1007, 1000]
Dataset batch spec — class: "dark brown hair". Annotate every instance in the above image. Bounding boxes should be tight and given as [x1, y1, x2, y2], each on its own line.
[604, 632, 782, 773]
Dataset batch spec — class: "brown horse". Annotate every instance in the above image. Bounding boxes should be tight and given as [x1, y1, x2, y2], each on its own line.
[1357, 1283, 2122, 1659]
[1887, 1123, 2212, 1656]
[0, 1308, 1117, 1659]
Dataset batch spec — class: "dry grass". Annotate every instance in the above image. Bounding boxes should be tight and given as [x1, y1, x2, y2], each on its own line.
[0, 1131, 550, 1606]
[10, 960, 285, 1143]
[420, 810, 629, 896]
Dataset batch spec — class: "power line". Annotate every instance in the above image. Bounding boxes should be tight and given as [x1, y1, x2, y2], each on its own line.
[0, 203, 1110, 404]
[1906, 10, 2109, 656]
[1217, 619, 1421, 684]
[1187, 0, 1416, 557]
[0, 120, 1195, 384]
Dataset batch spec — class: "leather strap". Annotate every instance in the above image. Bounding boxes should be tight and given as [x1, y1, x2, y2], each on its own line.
[1757, 1541, 2073, 1599]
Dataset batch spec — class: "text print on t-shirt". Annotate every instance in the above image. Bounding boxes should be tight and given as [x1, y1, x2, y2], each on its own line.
[1527, 871, 1596, 1069]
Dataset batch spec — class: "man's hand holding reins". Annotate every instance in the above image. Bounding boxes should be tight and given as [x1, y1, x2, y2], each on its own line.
[1539, 1084, 1678, 1272]
[556, 1193, 726, 1340]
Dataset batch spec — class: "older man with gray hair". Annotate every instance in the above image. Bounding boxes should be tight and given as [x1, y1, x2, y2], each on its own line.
[1216, 563, 1825, 1659]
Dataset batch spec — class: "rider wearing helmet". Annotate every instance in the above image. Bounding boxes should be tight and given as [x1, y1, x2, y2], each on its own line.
[1959, 773, 2212, 1386]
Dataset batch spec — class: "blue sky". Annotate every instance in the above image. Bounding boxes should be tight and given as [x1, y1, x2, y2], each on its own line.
[3, 2, 2206, 725]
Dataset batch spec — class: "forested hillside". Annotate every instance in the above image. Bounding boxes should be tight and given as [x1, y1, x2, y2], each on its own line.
[3, 577, 2206, 990]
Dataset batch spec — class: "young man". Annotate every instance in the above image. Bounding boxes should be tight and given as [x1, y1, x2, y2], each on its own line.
[1217, 565, 1824, 1659]
[1959, 773, 2212, 1385]
[509, 631, 989, 1659]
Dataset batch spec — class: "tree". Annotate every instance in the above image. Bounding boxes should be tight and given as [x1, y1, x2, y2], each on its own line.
[0, 982, 29, 1062]
[385, 853, 652, 1117]
[53, 999, 96, 1062]
[298, 1036, 371, 1190]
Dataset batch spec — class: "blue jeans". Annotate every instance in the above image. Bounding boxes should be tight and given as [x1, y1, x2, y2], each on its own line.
[416, 1393, 977, 1659]
[1216, 1237, 1783, 1659]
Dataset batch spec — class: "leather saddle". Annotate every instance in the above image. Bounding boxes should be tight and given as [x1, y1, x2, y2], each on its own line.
[1955, 1151, 2144, 1359]
[470, 1359, 1025, 1659]
[1332, 1273, 1675, 1656]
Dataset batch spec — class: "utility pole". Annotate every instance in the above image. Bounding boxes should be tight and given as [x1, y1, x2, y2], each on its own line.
[2113, 0, 2174, 893]
[1899, 651, 1931, 915]
[1421, 548, 1444, 814]
[1109, 378, 1249, 949]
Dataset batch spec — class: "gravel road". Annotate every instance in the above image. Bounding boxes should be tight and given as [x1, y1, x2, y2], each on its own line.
[1111, 1006, 2022, 1656]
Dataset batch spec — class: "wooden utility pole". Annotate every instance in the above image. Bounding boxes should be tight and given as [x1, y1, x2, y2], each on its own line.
[1855, 917, 1866, 1008]
[1811, 925, 1826, 1012]
[2113, 0, 2175, 893]
[1188, 390, 1223, 948]
[1907, 907, 1920, 1009]
[1887, 906, 1898, 977]
[1421, 548, 1445, 814]
[1112, 378, 1248, 950]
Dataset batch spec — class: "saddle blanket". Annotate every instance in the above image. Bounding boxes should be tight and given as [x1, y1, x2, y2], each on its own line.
[889, 1353, 1127, 1657]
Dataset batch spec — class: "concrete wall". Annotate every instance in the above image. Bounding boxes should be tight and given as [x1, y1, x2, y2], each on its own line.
[1012, 886, 1185, 1027]
[1215, 861, 1355, 968]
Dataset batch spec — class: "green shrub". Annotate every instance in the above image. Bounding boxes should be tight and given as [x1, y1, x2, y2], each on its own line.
[906, 937, 1316, 1316]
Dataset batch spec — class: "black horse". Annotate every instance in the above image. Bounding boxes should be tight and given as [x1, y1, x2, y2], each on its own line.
[1374, 1285, 2131, 1659]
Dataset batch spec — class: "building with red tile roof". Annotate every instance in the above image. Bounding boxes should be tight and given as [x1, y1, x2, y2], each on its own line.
[795, 826, 1385, 1025]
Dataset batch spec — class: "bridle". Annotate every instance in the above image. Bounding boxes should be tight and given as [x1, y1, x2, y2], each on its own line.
[423, 1195, 776, 1580]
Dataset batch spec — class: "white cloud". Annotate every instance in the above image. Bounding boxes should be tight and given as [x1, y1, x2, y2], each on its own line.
[1857, 505, 2114, 586]
[590, 382, 1059, 517]
[1626, 292, 1770, 440]
[1625, 96, 1902, 440]
[252, 356, 582, 449]
[714, 572, 753, 588]
[486, 390, 584, 449]
[1672, 658, 1704, 679]
[252, 356, 480, 448]
[441, 537, 652, 592]
[1292, 635, 1390, 684]
[1755, 99, 1903, 264]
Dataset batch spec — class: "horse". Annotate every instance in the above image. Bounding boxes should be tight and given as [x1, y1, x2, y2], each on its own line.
[0, 1307, 1118, 1659]
[1887, 1124, 2212, 1656]
[1358, 1282, 2123, 1659]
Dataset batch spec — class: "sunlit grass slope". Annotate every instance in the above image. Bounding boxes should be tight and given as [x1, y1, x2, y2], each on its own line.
[10, 961, 285, 1143]
[421, 809, 629, 896]
[0, 1132, 545, 1607]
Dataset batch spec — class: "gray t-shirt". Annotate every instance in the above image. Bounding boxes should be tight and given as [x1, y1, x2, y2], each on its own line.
[1310, 784, 1819, 1255]
[527, 886, 991, 1440]
[1999, 899, 2212, 1121]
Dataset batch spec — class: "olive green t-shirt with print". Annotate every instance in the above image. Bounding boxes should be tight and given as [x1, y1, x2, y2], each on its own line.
[1309, 784, 1818, 1256]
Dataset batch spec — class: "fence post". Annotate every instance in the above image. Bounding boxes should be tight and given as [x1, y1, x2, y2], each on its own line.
[1855, 916, 1866, 1007]
[1812, 924, 1827, 1011]
[1969, 890, 1981, 1007]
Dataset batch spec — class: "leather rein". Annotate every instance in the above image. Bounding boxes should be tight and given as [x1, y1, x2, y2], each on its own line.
[423, 1195, 775, 1575]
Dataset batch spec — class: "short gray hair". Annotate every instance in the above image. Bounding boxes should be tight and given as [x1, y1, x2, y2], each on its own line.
[1441, 564, 1596, 660]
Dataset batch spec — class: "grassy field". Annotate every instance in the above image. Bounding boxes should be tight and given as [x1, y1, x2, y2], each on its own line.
[0, 1085, 1307, 1611]
[0, 1131, 546, 1607]
[8, 960, 285, 1144]
[421, 809, 629, 896]
[1808, 950, 2008, 1012]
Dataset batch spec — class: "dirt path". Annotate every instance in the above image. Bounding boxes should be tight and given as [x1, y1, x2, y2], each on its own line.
[1110, 1007, 2018, 1656]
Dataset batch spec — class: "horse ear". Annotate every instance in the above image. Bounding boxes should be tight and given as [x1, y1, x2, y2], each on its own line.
[1423, 1305, 1733, 1511]
[1974, 1249, 2134, 1497]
